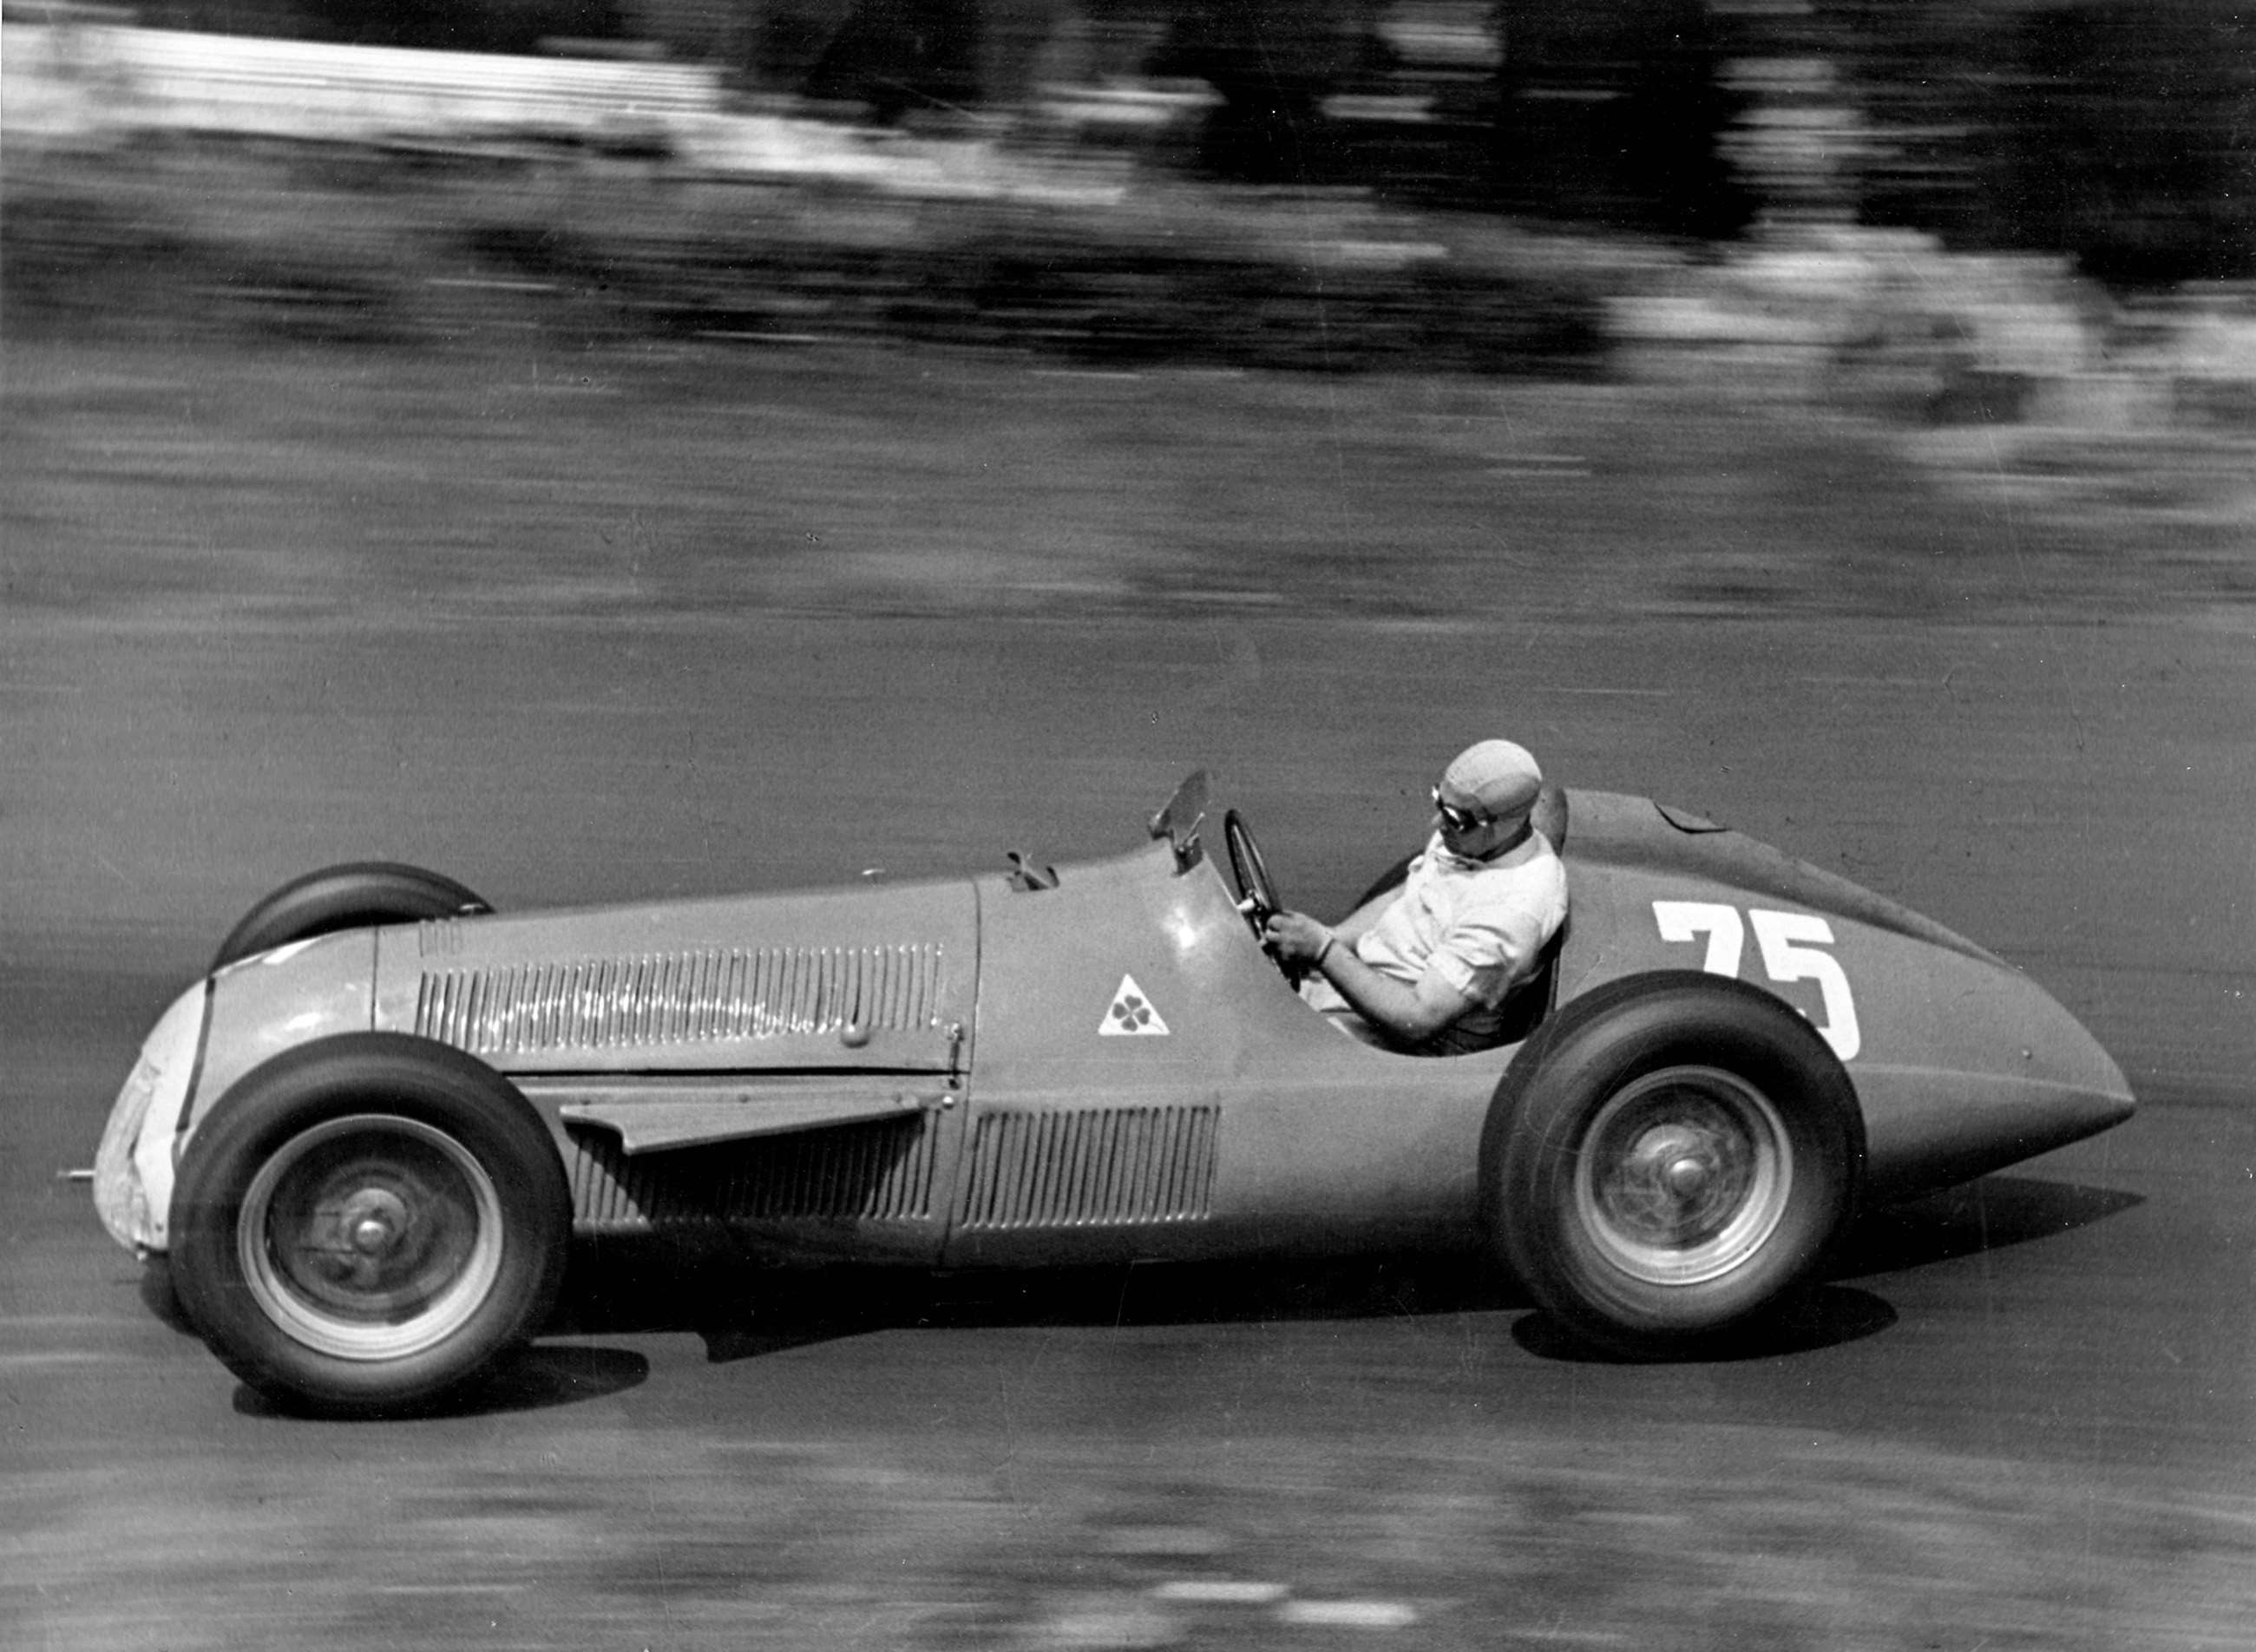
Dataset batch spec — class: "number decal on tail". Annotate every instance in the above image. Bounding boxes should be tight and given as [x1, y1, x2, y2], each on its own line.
[1653, 901, 1861, 1060]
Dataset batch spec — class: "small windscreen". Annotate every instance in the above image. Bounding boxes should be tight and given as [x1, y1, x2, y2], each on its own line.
[1149, 770, 1210, 869]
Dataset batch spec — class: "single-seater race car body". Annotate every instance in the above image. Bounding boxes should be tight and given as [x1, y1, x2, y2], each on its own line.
[93, 771, 2134, 1413]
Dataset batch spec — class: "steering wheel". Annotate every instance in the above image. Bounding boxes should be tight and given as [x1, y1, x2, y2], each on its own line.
[1223, 810, 1295, 980]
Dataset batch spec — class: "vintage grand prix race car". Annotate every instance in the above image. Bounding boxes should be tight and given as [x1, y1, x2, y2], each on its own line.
[93, 771, 2134, 1413]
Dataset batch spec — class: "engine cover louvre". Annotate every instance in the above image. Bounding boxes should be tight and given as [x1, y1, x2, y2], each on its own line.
[959, 1105, 1219, 1230]
[566, 1114, 942, 1232]
[414, 943, 948, 1056]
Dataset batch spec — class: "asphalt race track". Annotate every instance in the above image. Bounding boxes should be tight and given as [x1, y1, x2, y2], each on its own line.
[3, 345, 2253, 1649]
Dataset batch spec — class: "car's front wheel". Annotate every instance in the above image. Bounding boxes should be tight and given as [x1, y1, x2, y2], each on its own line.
[1483, 971, 1863, 1354]
[170, 1034, 569, 1416]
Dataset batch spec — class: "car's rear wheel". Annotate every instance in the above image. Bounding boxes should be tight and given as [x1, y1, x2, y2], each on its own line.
[1483, 971, 1863, 1354]
[171, 1034, 568, 1416]
[212, 862, 490, 971]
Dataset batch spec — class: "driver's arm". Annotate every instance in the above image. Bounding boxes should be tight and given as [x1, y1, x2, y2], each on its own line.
[1330, 890, 1392, 947]
[1317, 946, 1475, 1045]
[1262, 910, 1473, 1045]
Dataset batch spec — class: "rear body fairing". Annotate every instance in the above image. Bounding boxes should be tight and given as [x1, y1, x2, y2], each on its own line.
[1551, 792, 2134, 1198]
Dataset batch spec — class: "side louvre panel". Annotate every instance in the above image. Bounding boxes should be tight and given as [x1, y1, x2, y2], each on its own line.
[372, 880, 979, 1074]
[413, 943, 948, 1055]
[959, 1106, 1219, 1231]
[567, 1115, 942, 1233]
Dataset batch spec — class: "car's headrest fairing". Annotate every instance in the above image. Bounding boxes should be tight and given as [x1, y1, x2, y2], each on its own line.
[1532, 783, 1569, 854]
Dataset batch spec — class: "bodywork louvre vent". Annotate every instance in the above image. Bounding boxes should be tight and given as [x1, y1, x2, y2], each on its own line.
[416, 918, 468, 957]
[414, 943, 946, 1054]
[567, 1116, 941, 1231]
[960, 1106, 1218, 1230]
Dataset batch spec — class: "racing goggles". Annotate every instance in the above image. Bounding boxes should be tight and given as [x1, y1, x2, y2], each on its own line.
[1430, 786, 1492, 835]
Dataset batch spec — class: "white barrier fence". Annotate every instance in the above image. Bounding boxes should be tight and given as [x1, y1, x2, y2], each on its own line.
[4, 21, 723, 148]
[1, 18, 1137, 199]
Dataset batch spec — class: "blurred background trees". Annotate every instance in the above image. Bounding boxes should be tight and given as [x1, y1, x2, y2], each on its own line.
[1838, 0, 2253, 284]
[118, 0, 2255, 284]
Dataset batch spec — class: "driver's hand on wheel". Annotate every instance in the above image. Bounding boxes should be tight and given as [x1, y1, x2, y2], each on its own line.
[1262, 911, 1339, 972]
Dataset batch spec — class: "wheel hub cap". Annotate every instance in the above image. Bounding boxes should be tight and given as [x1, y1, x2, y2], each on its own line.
[1630, 1125, 1715, 1198]
[1576, 1067, 1794, 1288]
[238, 1114, 507, 1362]
[342, 1188, 410, 1256]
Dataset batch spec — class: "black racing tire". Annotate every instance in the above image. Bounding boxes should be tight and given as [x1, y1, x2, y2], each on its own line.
[1481, 971, 1864, 1354]
[212, 862, 491, 972]
[170, 1033, 570, 1417]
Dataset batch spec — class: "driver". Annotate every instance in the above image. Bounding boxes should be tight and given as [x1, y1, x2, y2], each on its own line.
[1262, 739, 1568, 1055]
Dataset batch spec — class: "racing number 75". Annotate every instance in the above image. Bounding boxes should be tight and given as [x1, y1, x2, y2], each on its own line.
[1651, 901, 1862, 1061]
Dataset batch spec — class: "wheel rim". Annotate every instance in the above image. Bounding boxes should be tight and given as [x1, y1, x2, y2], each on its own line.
[238, 1114, 504, 1361]
[1574, 1065, 1794, 1287]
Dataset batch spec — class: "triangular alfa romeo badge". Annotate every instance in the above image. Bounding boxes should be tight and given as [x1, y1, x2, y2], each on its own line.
[1099, 974, 1170, 1037]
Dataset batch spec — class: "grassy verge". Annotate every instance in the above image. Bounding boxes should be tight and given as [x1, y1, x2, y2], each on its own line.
[5, 135, 2250, 620]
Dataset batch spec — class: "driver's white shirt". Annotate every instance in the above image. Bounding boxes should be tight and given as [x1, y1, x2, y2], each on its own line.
[1307, 829, 1568, 1051]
